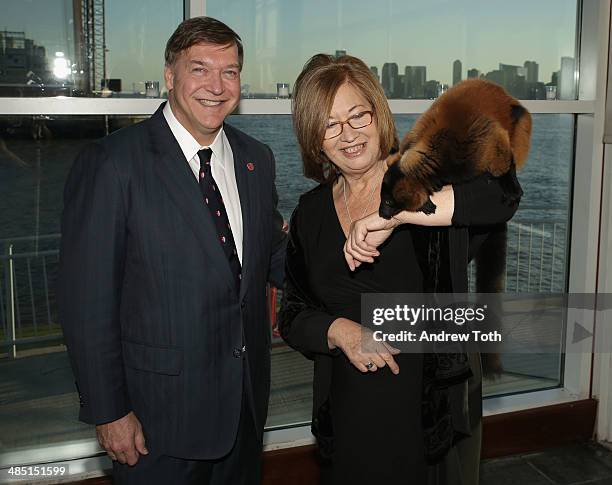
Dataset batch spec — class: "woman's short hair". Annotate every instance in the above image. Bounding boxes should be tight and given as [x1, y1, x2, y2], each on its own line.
[165, 17, 243, 69]
[292, 54, 397, 184]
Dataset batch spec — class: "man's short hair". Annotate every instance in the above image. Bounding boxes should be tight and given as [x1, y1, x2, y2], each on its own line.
[165, 16, 243, 69]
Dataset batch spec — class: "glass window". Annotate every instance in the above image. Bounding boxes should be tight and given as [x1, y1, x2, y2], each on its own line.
[209, 0, 578, 100]
[479, 114, 574, 398]
[0, 115, 145, 463]
[234, 112, 574, 294]
[0, 108, 576, 454]
[227, 114, 314, 427]
[227, 113, 574, 425]
[0, 0, 593, 471]
[227, 115, 315, 221]
[399, 114, 573, 398]
[0, 0, 182, 97]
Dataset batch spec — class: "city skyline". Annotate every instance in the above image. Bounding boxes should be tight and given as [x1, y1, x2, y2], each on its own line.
[3, 0, 578, 95]
[368, 55, 576, 100]
[0, 28, 578, 100]
[210, 0, 577, 94]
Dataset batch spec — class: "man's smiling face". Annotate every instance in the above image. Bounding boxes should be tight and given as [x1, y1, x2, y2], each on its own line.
[164, 42, 241, 145]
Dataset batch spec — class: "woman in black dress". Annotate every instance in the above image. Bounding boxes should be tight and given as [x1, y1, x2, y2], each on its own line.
[279, 54, 519, 485]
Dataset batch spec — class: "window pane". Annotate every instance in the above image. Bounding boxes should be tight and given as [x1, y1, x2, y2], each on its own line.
[227, 115, 316, 221]
[482, 114, 573, 397]
[397, 114, 573, 398]
[0, 112, 575, 454]
[0, 0, 182, 97]
[228, 113, 573, 423]
[0, 115, 144, 463]
[227, 115, 314, 427]
[209, 0, 578, 100]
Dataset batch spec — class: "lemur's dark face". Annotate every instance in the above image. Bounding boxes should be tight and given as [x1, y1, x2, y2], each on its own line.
[379, 162, 403, 219]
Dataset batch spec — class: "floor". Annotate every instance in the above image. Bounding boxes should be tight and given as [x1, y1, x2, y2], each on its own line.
[0, 346, 560, 453]
[480, 442, 612, 485]
[66, 441, 612, 484]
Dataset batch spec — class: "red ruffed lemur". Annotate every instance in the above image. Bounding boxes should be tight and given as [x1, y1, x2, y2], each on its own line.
[379, 79, 532, 377]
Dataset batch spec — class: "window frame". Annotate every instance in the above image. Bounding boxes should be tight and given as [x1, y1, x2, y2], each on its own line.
[0, 0, 608, 471]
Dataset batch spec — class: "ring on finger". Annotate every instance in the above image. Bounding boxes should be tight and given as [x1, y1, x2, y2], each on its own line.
[365, 361, 374, 370]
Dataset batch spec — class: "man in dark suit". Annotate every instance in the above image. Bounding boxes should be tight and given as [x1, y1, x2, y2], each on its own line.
[58, 17, 285, 485]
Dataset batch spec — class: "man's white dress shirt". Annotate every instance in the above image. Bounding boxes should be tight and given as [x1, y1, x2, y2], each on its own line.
[163, 102, 244, 264]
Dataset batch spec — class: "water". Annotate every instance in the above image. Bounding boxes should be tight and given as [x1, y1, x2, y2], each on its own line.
[228, 114, 574, 223]
[0, 114, 573, 233]
[230, 114, 574, 293]
[0, 114, 574, 334]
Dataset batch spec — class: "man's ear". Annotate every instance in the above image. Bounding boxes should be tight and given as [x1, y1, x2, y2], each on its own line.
[164, 64, 174, 92]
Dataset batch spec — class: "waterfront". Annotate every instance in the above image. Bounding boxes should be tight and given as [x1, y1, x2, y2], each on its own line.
[0, 113, 573, 234]
[0, 112, 572, 456]
[0, 113, 573, 338]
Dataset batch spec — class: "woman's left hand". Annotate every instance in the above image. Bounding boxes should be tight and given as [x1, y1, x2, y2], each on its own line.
[343, 185, 456, 270]
[343, 212, 401, 271]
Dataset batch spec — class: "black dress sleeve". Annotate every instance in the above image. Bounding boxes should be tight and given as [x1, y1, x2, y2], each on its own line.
[278, 203, 340, 359]
[452, 173, 522, 227]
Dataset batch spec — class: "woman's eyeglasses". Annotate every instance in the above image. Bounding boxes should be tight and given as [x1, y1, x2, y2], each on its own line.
[324, 111, 373, 140]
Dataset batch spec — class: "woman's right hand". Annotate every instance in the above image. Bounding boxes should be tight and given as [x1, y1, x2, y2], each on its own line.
[327, 317, 401, 374]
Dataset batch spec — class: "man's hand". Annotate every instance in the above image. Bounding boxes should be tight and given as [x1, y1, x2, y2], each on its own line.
[96, 411, 148, 465]
[343, 212, 401, 271]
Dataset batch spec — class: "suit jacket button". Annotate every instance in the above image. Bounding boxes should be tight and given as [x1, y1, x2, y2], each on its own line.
[233, 348, 242, 358]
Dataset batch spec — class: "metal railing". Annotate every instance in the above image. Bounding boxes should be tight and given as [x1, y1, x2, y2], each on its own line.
[0, 234, 61, 358]
[0, 215, 569, 359]
[468, 215, 569, 293]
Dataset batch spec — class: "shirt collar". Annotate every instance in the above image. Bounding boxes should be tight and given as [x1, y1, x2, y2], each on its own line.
[163, 101, 226, 166]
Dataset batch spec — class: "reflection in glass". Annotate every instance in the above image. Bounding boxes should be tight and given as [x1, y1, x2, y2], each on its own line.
[0, 115, 139, 462]
[210, 0, 578, 100]
[229, 113, 573, 418]
[0, 113, 574, 459]
[399, 114, 573, 398]
[0, 0, 182, 97]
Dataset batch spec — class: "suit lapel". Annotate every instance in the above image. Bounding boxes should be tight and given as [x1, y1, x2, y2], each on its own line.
[147, 104, 237, 297]
[224, 123, 257, 300]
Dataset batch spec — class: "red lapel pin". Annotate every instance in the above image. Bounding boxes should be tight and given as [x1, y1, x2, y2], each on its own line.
[246, 162, 255, 172]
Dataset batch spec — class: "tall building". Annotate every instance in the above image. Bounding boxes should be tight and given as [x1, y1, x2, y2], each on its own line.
[403, 65, 426, 98]
[453, 59, 462, 85]
[424, 80, 440, 99]
[0, 31, 49, 84]
[402, 66, 412, 98]
[467, 68, 480, 79]
[521, 61, 541, 100]
[499, 63, 527, 81]
[528, 82, 547, 100]
[370, 66, 379, 83]
[495, 63, 528, 97]
[524, 60, 539, 83]
[398, 74, 405, 96]
[551, 71, 559, 86]
[382, 62, 399, 98]
[558, 57, 576, 100]
[0, 30, 71, 96]
[484, 69, 504, 88]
